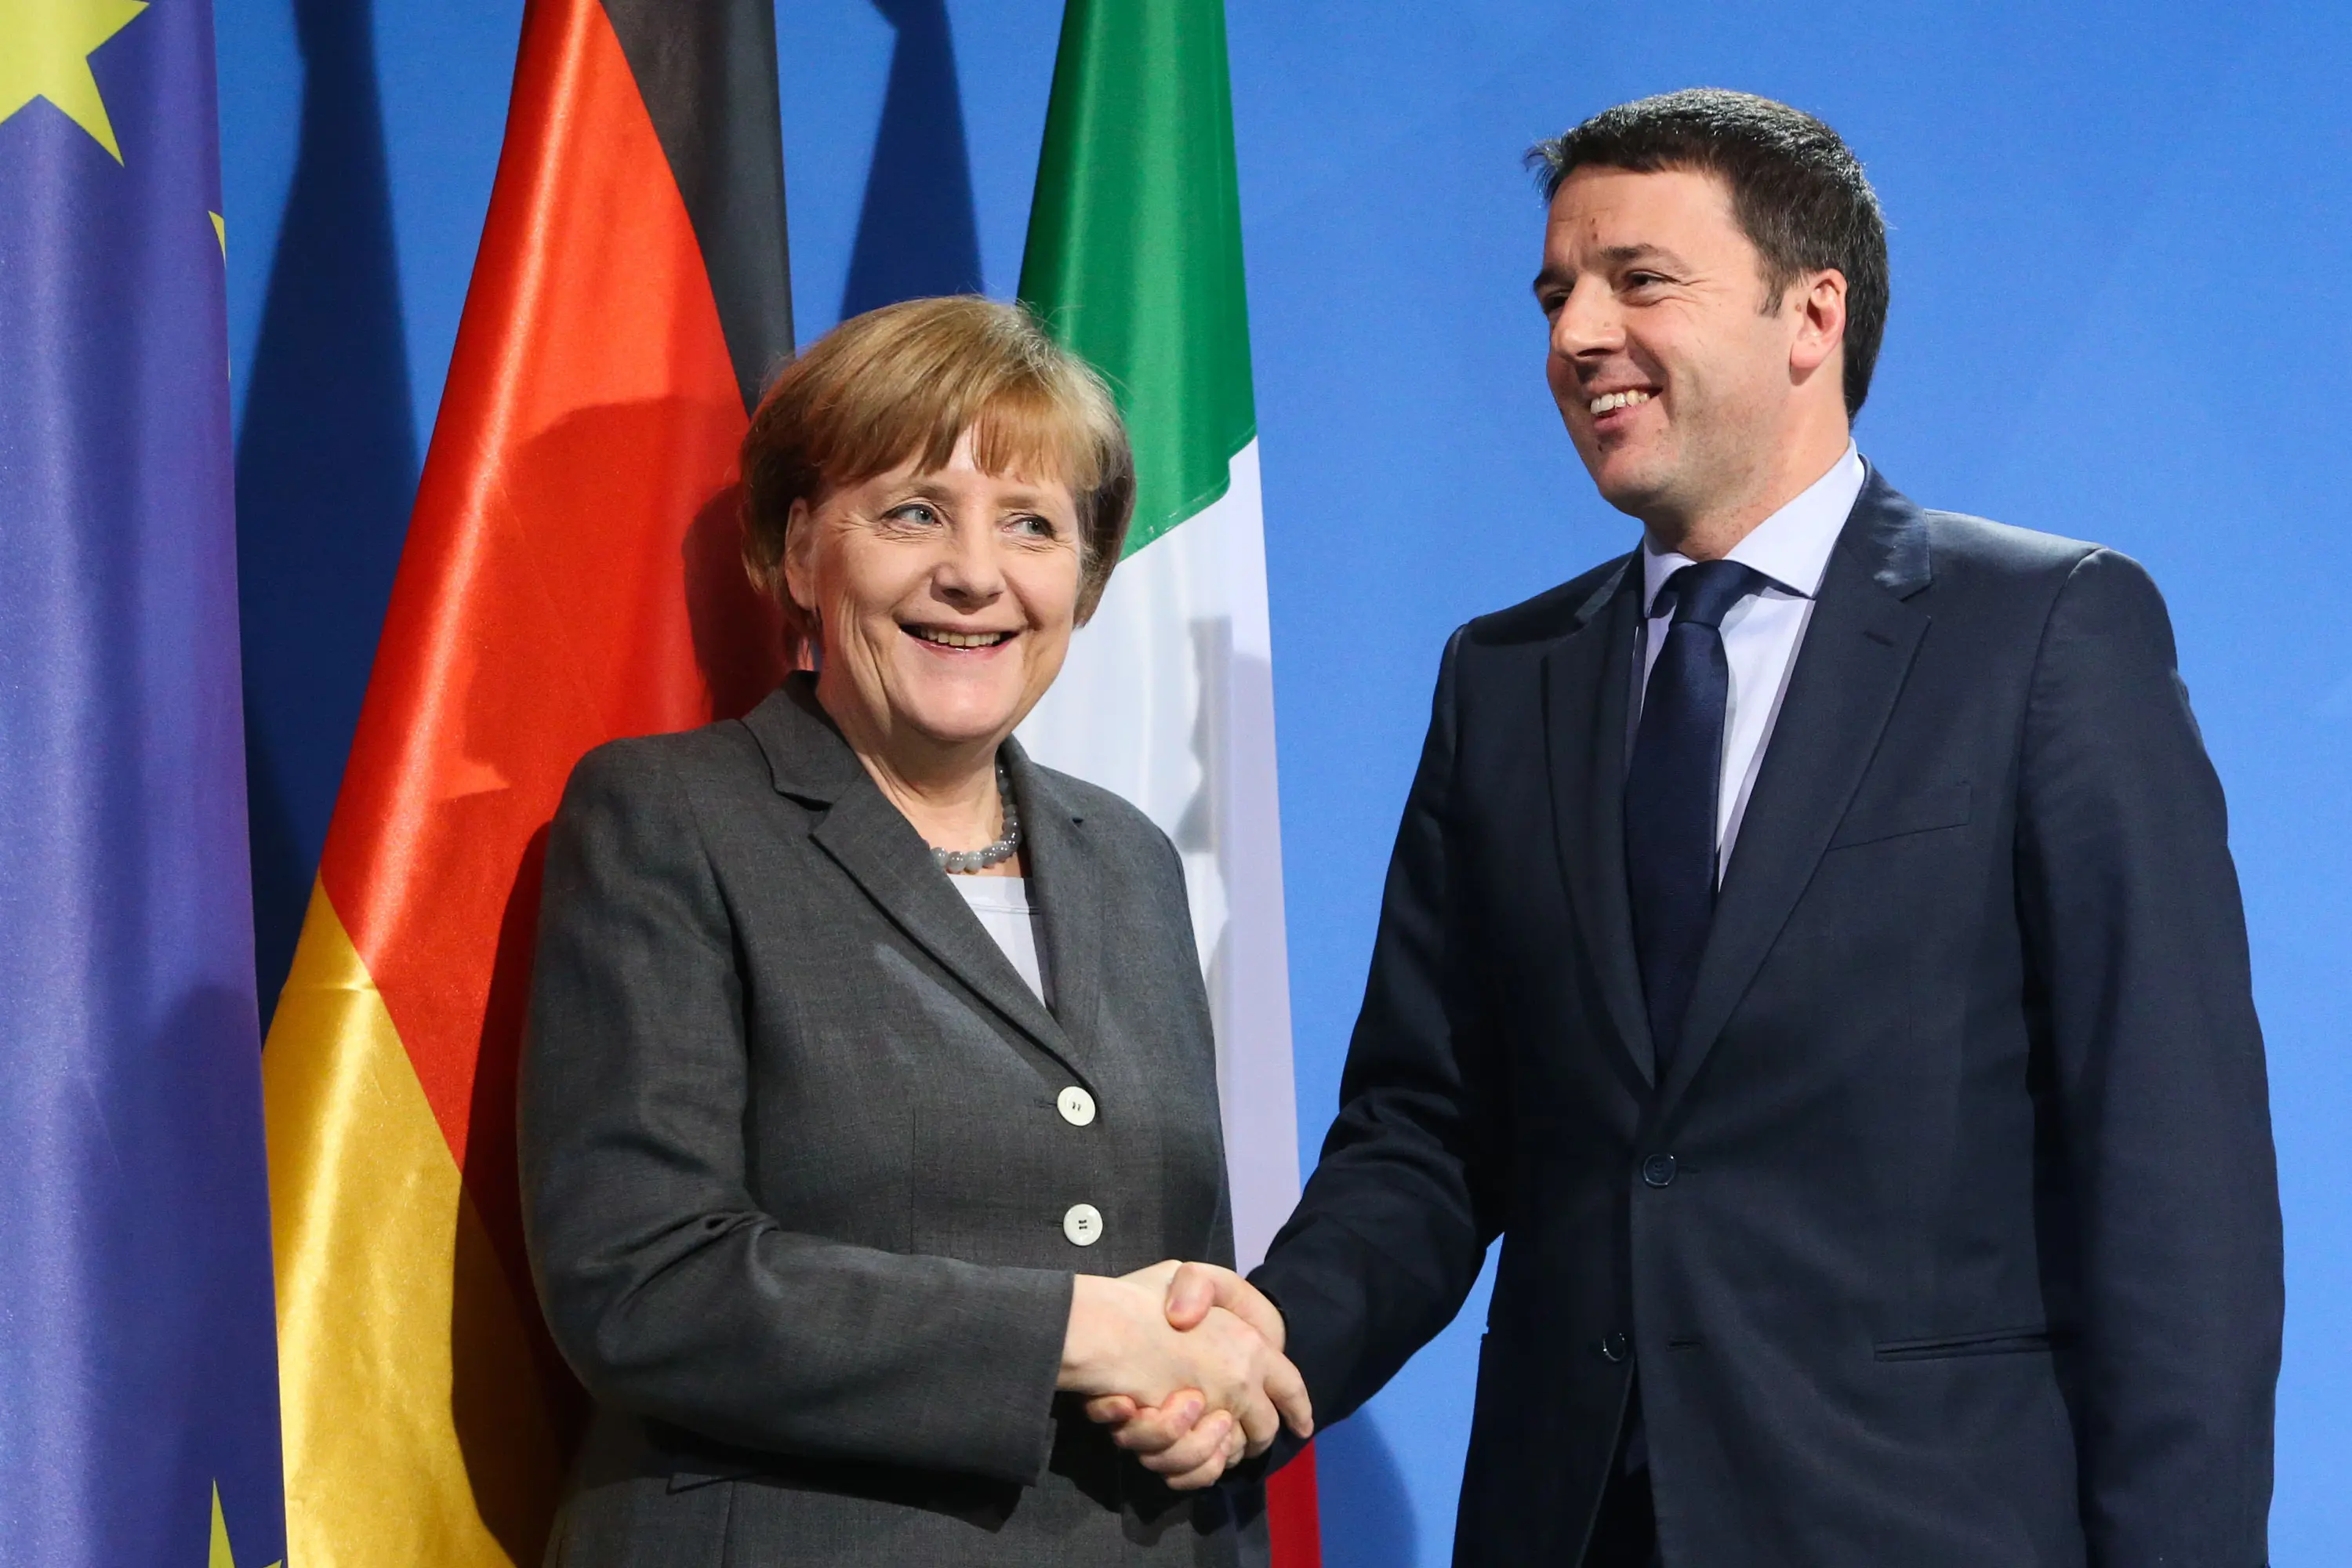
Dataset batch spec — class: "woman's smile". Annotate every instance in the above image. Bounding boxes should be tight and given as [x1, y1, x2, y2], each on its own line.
[902, 622, 1021, 652]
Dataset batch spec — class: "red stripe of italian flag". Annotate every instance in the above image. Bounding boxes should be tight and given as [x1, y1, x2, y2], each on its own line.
[260, 0, 790, 1560]
[1016, 2, 1321, 1560]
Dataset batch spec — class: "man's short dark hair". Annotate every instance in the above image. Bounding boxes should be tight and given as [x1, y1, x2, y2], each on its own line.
[1528, 89, 1889, 418]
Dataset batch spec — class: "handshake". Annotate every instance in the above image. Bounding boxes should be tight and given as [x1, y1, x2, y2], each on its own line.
[1057, 1260, 1313, 1490]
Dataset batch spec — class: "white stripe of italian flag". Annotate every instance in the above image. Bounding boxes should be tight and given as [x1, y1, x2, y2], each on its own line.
[1015, 3, 1320, 1559]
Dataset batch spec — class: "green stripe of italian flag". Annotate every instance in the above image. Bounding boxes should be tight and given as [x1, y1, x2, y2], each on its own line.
[1016, 11, 1319, 1550]
[1019, 0, 1296, 1272]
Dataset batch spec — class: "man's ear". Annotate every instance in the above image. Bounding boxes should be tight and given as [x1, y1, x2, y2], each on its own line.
[1790, 267, 1849, 383]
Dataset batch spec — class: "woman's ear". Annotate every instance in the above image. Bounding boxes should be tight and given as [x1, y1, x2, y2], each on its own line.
[780, 495, 818, 621]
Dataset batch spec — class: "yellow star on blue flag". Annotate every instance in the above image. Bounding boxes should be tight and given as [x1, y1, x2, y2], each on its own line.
[0, 0, 150, 162]
[210, 1483, 281, 1568]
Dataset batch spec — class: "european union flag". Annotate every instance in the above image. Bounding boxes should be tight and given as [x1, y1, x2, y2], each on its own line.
[0, 2, 285, 1563]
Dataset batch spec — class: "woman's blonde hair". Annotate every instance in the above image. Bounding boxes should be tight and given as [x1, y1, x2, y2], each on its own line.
[739, 296, 1135, 631]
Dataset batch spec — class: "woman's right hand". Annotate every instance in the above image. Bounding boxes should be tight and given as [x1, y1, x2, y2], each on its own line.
[1058, 1269, 1312, 1487]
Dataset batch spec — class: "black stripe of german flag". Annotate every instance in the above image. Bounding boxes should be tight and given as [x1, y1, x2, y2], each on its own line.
[602, 0, 796, 408]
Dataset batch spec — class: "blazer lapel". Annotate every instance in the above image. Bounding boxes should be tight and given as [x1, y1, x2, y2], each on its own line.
[1543, 554, 1657, 1089]
[744, 681, 1094, 1083]
[1654, 472, 1934, 1122]
[1003, 740, 1105, 1064]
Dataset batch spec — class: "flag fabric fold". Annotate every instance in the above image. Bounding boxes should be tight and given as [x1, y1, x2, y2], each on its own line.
[0, 0, 285, 1561]
[1016, 2, 1322, 1560]
[260, 1, 792, 1560]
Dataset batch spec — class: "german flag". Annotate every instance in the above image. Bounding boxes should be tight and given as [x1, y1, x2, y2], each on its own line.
[260, 1, 792, 1560]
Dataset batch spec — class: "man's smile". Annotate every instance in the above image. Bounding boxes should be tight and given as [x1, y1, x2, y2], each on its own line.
[1587, 388, 1654, 416]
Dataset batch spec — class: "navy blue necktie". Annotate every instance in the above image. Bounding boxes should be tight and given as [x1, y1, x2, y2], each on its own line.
[1624, 559, 1767, 1079]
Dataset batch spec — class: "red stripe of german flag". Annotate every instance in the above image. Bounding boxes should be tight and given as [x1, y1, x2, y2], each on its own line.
[263, 0, 789, 1558]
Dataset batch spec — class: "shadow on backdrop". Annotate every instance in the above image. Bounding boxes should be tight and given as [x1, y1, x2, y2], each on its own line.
[1316, 1415, 1420, 1568]
[234, 0, 418, 1025]
[446, 399, 789, 1559]
[839, 0, 983, 318]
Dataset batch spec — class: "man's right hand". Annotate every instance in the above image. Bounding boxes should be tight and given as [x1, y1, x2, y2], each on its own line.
[1081, 1263, 1303, 1483]
[1058, 1265, 1311, 1490]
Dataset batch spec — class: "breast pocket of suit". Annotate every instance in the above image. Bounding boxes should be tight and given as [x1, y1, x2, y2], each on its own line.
[1826, 781, 1973, 852]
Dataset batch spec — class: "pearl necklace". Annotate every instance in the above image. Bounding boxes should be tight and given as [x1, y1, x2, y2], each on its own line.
[931, 762, 1022, 875]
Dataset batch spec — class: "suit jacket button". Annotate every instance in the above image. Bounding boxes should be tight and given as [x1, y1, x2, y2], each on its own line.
[1641, 1152, 1677, 1188]
[1599, 1331, 1630, 1363]
[1057, 1086, 1097, 1127]
[1062, 1203, 1104, 1247]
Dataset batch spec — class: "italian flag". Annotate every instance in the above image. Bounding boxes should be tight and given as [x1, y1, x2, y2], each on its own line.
[1015, 2, 1321, 1560]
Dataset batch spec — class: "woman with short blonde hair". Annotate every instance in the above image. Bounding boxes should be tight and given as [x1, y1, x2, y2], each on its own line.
[521, 296, 1308, 1566]
[739, 292, 1134, 629]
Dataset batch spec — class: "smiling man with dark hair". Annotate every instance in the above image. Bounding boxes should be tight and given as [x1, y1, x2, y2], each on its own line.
[1098, 88, 2282, 1567]
[1529, 89, 1892, 418]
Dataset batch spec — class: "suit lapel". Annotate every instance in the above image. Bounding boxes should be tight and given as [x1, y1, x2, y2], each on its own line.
[1543, 555, 1657, 1088]
[745, 681, 1095, 1083]
[1654, 473, 1933, 1122]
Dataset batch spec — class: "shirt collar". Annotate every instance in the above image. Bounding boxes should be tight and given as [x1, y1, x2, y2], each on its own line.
[1642, 441, 1866, 615]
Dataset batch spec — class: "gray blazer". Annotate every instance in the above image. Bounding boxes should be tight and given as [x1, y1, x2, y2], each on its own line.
[521, 677, 1261, 1566]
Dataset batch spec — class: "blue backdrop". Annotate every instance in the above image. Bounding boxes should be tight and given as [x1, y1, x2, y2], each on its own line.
[216, 2, 2351, 1560]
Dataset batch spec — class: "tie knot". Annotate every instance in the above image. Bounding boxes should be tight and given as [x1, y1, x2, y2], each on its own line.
[1660, 559, 1768, 630]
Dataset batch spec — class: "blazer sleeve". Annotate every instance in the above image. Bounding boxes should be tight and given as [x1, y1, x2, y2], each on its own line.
[2014, 550, 2282, 1563]
[519, 741, 1073, 1486]
[1250, 626, 1508, 1426]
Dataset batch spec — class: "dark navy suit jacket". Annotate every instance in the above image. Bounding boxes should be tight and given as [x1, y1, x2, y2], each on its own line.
[1252, 471, 2282, 1566]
